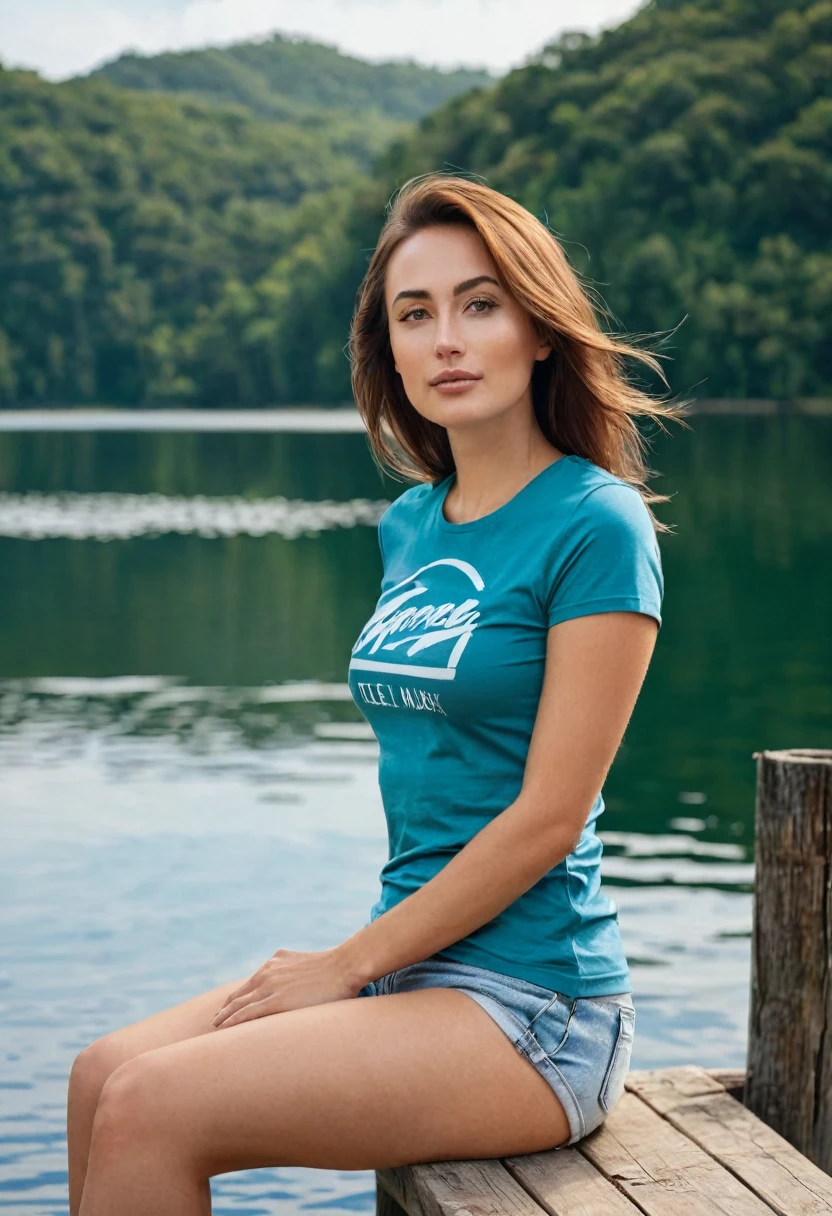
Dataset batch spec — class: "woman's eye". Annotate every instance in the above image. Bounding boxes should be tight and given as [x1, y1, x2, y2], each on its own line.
[401, 298, 495, 322]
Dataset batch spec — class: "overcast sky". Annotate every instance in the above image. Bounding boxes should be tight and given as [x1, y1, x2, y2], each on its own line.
[1, 0, 643, 81]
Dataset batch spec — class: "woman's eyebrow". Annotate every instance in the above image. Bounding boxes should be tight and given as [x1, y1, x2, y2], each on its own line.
[391, 275, 501, 307]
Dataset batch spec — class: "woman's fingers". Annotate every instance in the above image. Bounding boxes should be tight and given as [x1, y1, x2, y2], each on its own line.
[214, 993, 274, 1029]
[212, 992, 256, 1025]
[211, 948, 353, 1029]
[214, 973, 260, 1018]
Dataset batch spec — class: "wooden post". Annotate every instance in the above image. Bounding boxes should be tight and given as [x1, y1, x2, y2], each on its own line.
[744, 748, 832, 1173]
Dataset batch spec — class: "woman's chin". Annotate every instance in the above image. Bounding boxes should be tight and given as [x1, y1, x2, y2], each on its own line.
[437, 399, 517, 431]
[409, 390, 517, 431]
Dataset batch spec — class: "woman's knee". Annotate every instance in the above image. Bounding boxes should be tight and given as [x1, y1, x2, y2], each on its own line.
[69, 974, 251, 1124]
[70, 1034, 131, 1106]
[90, 1053, 179, 1157]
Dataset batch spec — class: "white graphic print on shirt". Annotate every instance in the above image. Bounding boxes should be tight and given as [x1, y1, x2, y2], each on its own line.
[349, 558, 484, 683]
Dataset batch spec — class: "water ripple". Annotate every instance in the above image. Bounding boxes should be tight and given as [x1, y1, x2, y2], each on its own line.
[0, 493, 389, 540]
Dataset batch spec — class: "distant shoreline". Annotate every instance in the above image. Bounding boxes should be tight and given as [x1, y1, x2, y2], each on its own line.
[0, 408, 367, 432]
[0, 400, 829, 432]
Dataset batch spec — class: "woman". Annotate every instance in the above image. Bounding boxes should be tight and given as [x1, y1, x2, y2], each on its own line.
[67, 173, 685, 1214]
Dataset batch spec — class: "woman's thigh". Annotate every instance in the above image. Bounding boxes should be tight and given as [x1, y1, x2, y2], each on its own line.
[80, 974, 251, 1077]
[95, 986, 571, 1173]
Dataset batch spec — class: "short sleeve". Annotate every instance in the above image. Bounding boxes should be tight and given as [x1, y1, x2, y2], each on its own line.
[546, 483, 663, 629]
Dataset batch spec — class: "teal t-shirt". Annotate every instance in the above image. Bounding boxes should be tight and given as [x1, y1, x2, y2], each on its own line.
[347, 453, 663, 998]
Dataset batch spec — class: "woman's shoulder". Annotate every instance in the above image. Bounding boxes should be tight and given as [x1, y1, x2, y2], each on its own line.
[564, 454, 642, 497]
[562, 457, 657, 538]
[379, 477, 440, 525]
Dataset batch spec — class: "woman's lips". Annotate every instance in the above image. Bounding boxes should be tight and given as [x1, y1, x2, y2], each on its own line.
[431, 378, 481, 393]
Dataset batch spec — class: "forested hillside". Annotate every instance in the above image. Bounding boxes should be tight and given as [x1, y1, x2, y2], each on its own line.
[282, 0, 832, 404]
[2, 0, 830, 407]
[0, 62, 382, 405]
[0, 37, 491, 408]
[90, 33, 492, 124]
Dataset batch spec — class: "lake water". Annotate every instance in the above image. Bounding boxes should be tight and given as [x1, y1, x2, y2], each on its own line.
[1, 416, 830, 1214]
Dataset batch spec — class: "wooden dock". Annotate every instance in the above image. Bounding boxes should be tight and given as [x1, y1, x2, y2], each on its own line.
[376, 1065, 832, 1215]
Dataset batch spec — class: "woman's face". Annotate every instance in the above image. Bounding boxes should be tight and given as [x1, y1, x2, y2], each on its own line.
[384, 223, 552, 431]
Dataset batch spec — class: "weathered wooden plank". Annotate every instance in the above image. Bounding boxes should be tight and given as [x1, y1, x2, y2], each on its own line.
[704, 1069, 747, 1094]
[377, 1183, 409, 1216]
[579, 1089, 774, 1214]
[376, 1159, 545, 1216]
[627, 1066, 832, 1215]
[375, 1061, 832, 1216]
[504, 1143, 644, 1215]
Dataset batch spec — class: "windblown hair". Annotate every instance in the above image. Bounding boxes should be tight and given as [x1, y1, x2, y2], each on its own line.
[348, 172, 689, 531]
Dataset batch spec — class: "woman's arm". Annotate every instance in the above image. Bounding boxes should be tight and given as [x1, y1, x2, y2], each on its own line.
[336, 608, 659, 992]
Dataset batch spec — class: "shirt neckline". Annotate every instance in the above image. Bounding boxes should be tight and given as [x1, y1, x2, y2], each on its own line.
[433, 454, 578, 533]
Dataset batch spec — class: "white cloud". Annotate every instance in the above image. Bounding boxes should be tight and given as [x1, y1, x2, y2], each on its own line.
[1, 0, 642, 81]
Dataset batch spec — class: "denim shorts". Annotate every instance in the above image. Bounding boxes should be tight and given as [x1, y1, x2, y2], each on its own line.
[357, 956, 635, 1147]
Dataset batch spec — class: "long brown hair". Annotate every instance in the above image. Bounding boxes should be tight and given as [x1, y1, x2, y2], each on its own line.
[348, 172, 689, 531]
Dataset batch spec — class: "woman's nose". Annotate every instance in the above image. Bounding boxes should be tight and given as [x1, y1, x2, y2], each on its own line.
[433, 313, 465, 357]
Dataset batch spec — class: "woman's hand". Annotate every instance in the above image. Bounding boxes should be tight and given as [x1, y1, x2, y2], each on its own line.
[211, 946, 361, 1029]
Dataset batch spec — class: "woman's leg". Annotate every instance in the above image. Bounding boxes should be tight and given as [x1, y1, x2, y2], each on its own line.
[67, 974, 250, 1216]
[78, 985, 572, 1216]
